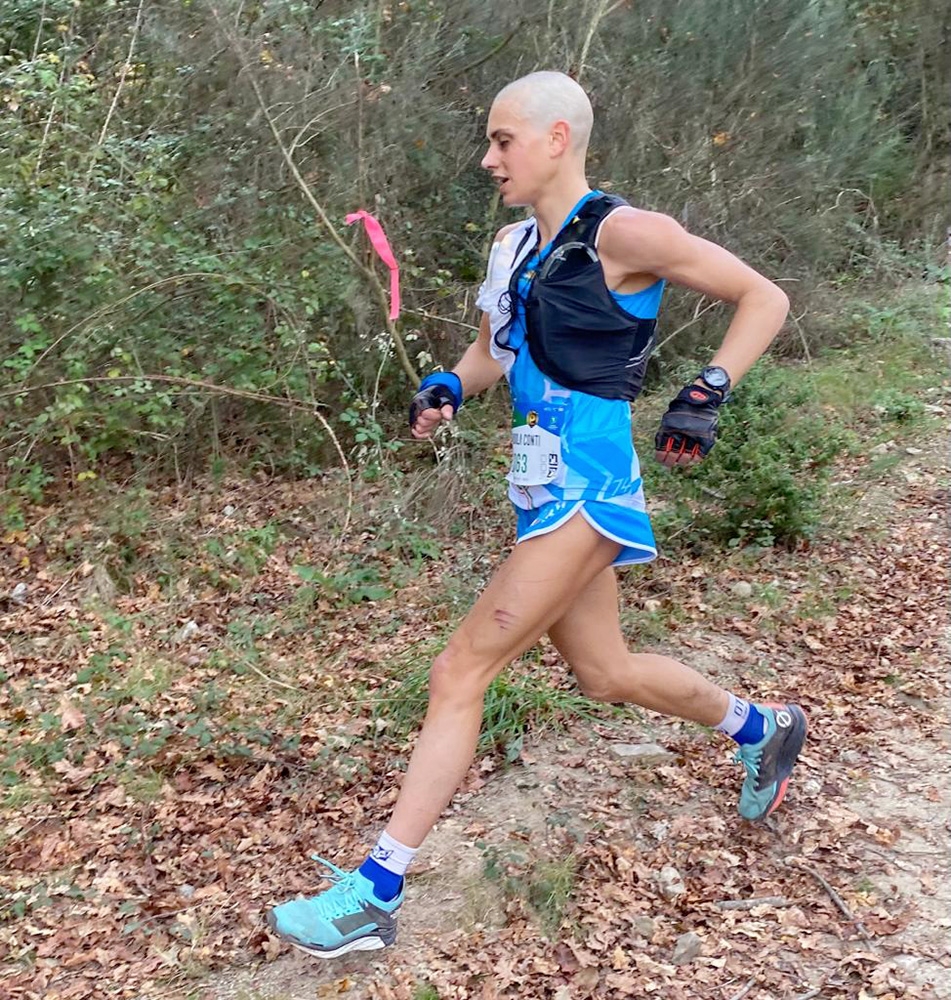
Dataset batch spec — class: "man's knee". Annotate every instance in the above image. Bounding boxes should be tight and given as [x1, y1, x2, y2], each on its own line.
[570, 659, 626, 703]
[428, 642, 492, 706]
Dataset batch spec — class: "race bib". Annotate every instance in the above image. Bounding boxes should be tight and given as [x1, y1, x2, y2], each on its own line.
[509, 413, 561, 486]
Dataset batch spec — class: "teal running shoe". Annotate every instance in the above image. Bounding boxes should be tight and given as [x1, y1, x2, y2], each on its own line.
[735, 703, 807, 821]
[267, 856, 403, 958]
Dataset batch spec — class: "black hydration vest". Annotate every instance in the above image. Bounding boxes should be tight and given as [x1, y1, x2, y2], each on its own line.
[508, 193, 657, 402]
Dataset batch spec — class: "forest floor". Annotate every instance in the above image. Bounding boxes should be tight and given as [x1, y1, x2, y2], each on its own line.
[2, 387, 949, 1000]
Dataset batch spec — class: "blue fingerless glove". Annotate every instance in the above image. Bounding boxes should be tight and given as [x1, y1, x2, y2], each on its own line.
[409, 372, 463, 428]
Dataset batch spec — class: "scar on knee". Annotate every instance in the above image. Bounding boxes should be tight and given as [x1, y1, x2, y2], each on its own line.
[493, 608, 518, 630]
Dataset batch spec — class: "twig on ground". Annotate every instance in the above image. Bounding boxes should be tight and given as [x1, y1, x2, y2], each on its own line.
[786, 858, 876, 948]
[240, 658, 303, 693]
[41, 568, 80, 607]
[727, 977, 757, 1000]
[716, 896, 790, 910]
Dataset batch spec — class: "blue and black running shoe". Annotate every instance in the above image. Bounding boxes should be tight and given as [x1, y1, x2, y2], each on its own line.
[735, 703, 808, 821]
[267, 856, 403, 959]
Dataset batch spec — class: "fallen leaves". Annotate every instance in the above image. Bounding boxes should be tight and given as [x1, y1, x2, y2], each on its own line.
[1, 457, 949, 999]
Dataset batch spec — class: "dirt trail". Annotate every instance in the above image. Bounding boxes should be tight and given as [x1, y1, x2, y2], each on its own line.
[6, 432, 943, 1000]
[202, 713, 951, 1000]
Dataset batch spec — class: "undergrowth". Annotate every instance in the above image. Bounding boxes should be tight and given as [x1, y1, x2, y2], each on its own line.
[639, 284, 946, 552]
[1, 282, 945, 808]
[373, 645, 629, 762]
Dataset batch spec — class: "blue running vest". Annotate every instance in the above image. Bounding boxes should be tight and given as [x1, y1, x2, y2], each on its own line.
[476, 191, 665, 509]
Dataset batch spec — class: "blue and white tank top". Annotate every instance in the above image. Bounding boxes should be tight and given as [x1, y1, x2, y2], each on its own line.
[476, 192, 665, 510]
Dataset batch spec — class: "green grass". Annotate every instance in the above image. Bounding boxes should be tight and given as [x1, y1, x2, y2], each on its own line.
[119, 766, 166, 804]
[413, 986, 441, 1000]
[481, 844, 579, 938]
[373, 645, 625, 761]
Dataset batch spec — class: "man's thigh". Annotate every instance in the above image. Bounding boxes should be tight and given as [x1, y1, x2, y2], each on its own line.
[449, 512, 621, 678]
[547, 567, 629, 684]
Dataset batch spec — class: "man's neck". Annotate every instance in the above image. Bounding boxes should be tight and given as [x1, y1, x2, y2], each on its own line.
[532, 179, 593, 247]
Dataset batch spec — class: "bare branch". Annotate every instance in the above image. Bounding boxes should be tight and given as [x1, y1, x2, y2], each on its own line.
[0, 374, 326, 411]
[80, 0, 146, 192]
[404, 309, 479, 333]
[445, 22, 523, 80]
[727, 978, 757, 1000]
[789, 309, 813, 366]
[715, 896, 791, 910]
[25, 272, 278, 379]
[576, 0, 615, 83]
[655, 298, 723, 353]
[786, 858, 876, 949]
[212, 9, 419, 385]
[2, 374, 354, 530]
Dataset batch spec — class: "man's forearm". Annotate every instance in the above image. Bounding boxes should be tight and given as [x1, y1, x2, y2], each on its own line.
[708, 284, 789, 386]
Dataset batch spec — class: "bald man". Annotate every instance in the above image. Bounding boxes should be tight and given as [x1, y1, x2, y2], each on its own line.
[268, 71, 807, 959]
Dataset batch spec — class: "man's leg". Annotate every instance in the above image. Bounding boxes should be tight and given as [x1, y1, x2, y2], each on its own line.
[547, 567, 730, 722]
[385, 516, 620, 844]
[269, 514, 623, 957]
[547, 567, 806, 818]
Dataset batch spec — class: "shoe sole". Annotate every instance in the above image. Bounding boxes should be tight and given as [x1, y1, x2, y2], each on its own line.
[289, 936, 389, 959]
[266, 910, 397, 959]
[759, 702, 808, 820]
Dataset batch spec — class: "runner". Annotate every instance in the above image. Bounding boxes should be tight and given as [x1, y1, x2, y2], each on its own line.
[268, 71, 807, 959]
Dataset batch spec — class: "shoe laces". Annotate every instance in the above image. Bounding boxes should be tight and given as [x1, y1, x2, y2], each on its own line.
[733, 743, 762, 780]
[304, 854, 366, 919]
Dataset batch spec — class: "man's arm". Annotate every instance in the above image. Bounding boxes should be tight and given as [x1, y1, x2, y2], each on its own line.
[599, 208, 789, 386]
[599, 209, 789, 466]
[410, 312, 504, 440]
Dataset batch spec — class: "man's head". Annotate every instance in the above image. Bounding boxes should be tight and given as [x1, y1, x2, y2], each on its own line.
[481, 71, 593, 207]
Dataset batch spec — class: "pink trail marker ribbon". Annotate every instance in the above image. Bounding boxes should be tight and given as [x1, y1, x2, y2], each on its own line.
[345, 210, 401, 321]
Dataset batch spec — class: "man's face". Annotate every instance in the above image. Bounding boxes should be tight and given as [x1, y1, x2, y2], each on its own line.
[481, 99, 551, 207]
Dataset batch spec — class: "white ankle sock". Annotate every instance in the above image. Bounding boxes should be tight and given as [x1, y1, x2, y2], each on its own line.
[368, 830, 418, 877]
[715, 693, 751, 737]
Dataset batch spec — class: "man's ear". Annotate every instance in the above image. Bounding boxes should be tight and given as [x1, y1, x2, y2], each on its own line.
[549, 119, 571, 157]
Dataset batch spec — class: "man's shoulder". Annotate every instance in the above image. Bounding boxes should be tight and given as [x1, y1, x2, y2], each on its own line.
[597, 205, 684, 251]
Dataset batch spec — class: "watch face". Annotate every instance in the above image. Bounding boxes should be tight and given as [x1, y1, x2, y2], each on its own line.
[701, 366, 730, 388]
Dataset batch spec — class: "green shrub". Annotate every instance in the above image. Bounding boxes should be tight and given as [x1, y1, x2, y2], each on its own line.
[1, 0, 945, 496]
[645, 359, 854, 550]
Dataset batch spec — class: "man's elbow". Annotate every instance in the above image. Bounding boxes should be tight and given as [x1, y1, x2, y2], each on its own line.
[771, 283, 790, 317]
[743, 280, 789, 321]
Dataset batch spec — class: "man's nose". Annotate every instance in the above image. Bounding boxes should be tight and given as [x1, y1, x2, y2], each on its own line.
[481, 147, 496, 171]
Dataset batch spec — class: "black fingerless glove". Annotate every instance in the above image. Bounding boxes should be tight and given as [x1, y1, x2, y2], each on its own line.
[655, 384, 724, 459]
[409, 372, 463, 428]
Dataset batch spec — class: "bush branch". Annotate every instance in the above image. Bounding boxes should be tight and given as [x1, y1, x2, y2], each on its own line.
[213, 8, 419, 386]
[2, 374, 354, 530]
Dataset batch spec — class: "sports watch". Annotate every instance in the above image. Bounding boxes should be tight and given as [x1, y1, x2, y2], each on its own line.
[698, 365, 732, 397]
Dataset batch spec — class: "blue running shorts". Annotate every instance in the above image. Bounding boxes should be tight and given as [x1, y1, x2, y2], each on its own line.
[514, 495, 657, 567]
